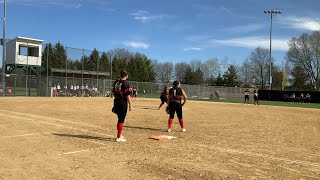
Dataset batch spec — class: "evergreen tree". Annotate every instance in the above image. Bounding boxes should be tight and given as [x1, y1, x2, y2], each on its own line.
[184, 67, 204, 85]
[216, 73, 224, 86]
[289, 65, 311, 90]
[41, 43, 54, 71]
[99, 52, 110, 72]
[223, 65, 239, 87]
[52, 42, 67, 68]
[88, 49, 99, 71]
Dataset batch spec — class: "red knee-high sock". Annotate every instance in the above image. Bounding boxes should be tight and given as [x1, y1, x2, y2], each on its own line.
[159, 104, 164, 109]
[117, 123, 124, 138]
[168, 118, 173, 129]
[179, 119, 184, 128]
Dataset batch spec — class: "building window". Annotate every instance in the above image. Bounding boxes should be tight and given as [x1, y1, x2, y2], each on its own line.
[19, 45, 39, 57]
[19, 46, 28, 56]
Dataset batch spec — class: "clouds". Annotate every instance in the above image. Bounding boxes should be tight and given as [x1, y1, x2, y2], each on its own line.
[130, 10, 169, 23]
[5, 0, 84, 9]
[123, 41, 150, 49]
[223, 24, 266, 33]
[183, 47, 202, 51]
[194, 5, 234, 18]
[74, 3, 82, 9]
[5, 0, 113, 9]
[170, 22, 193, 32]
[210, 36, 289, 51]
[278, 16, 320, 31]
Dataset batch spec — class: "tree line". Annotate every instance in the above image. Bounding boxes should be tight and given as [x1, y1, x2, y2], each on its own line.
[41, 43, 155, 82]
[41, 30, 320, 90]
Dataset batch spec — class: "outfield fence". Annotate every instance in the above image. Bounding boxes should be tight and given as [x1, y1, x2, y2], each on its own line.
[0, 72, 247, 99]
[0, 43, 247, 99]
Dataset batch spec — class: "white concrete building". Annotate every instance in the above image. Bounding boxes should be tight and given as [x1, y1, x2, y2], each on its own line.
[6, 37, 43, 66]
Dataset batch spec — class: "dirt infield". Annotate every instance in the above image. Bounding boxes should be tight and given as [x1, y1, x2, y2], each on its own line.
[0, 97, 319, 179]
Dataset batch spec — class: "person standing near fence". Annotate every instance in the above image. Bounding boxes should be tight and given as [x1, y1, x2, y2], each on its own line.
[129, 86, 134, 99]
[244, 89, 249, 104]
[300, 93, 304, 103]
[112, 70, 132, 142]
[253, 90, 259, 105]
[306, 93, 311, 104]
[167, 81, 187, 133]
[158, 85, 169, 110]
[291, 93, 295, 104]
[57, 83, 61, 96]
[70, 84, 74, 96]
[133, 87, 137, 99]
[53, 85, 57, 97]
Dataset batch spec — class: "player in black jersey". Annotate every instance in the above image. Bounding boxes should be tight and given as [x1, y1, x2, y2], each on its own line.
[112, 70, 132, 142]
[167, 81, 187, 132]
[244, 89, 250, 104]
[132, 87, 137, 99]
[158, 85, 169, 110]
[253, 90, 259, 105]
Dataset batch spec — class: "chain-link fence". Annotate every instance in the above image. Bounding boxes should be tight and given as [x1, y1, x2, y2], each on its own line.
[0, 43, 112, 97]
[0, 42, 247, 99]
[104, 79, 246, 100]
[0, 70, 247, 99]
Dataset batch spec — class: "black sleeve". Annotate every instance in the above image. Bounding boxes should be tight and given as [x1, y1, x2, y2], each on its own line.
[122, 81, 131, 97]
[169, 88, 173, 95]
[113, 80, 119, 93]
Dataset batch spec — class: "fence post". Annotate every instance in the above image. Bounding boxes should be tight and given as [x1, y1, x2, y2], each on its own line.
[82, 48, 84, 92]
[46, 44, 49, 97]
[96, 51, 99, 93]
[187, 85, 189, 97]
[137, 82, 139, 96]
[25, 42, 29, 96]
[65, 47, 68, 97]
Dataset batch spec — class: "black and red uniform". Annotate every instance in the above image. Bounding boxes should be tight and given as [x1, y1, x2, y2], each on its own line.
[160, 90, 168, 104]
[168, 87, 183, 120]
[158, 87, 169, 109]
[133, 87, 137, 98]
[167, 86, 185, 130]
[113, 79, 131, 123]
[244, 90, 249, 104]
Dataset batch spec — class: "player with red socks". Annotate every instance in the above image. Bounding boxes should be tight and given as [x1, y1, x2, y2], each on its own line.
[112, 70, 132, 142]
[158, 85, 169, 110]
[167, 81, 187, 132]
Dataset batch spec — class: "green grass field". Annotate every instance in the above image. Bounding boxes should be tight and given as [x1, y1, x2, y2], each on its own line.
[141, 94, 320, 109]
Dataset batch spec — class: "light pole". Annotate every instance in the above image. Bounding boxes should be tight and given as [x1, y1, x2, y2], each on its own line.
[108, 52, 113, 97]
[1, 0, 6, 96]
[264, 10, 282, 90]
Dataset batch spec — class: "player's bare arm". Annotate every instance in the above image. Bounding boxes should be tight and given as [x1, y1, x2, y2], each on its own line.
[127, 95, 132, 111]
[182, 89, 187, 106]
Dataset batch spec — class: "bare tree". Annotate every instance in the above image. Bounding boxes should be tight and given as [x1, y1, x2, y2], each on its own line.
[155, 62, 174, 83]
[287, 31, 320, 90]
[219, 56, 230, 74]
[201, 58, 220, 80]
[247, 47, 271, 89]
[238, 59, 251, 87]
[190, 60, 202, 71]
[175, 62, 189, 83]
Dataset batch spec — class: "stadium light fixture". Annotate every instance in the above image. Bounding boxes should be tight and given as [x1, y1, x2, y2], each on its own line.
[264, 9, 282, 90]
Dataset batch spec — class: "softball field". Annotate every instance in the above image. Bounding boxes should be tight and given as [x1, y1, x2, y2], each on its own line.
[0, 97, 319, 179]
